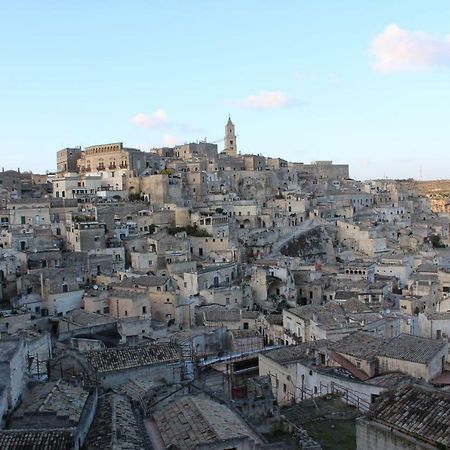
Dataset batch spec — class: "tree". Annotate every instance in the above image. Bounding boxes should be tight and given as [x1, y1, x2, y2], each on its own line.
[128, 192, 141, 202]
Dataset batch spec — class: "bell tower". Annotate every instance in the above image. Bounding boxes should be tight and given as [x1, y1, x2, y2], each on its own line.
[224, 116, 237, 156]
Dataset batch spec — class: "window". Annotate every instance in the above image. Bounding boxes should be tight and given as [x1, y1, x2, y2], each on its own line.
[243, 322, 249, 330]
[319, 353, 326, 365]
[283, 383, 287, 393]
[142, 306, 147, 314]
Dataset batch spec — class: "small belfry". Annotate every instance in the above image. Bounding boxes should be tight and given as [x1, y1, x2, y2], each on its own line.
[224, 115, 237, 156]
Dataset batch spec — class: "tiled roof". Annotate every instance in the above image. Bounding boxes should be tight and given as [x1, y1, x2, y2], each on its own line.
[85, 342, 180, 373]
[334, 291, 358, 301]
[342, 298, 370, 314]
[332, 332, 447, 364]
[230, 329, 262, 339]
[378, 333, 447, 364]
[203, 308, 240, 322]
[262, 341, 326, 365]
[366, 372, 416, 388]
[264, 314, 283, 325]
[241, 310, 259, 319]
[424, 311, 450, 320]
[84, 393, 144, 449]
[152, 395, 259, 449]
[13, 380, 90, 426]
[285, 305, 322, 320]
[331, 331, 388, 360]
[367, 384, 450, 447]
[0, 429, 73, 450]
[63, 309, 114, 327]
[117, 275, 169, 288]
[322, 301, 345, 314]
[196, 263, 235, 274]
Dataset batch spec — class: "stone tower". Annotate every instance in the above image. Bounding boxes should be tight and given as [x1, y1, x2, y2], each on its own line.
[224, 116, 237, 156]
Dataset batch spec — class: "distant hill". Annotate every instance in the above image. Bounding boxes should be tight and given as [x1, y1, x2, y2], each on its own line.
[417, 180, 450, 195]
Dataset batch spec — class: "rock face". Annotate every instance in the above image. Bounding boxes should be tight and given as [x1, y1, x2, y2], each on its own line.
[280, 226, 335, 263]
[237, 177, 268, 201]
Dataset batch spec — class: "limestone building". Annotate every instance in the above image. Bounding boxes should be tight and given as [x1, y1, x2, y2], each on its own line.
[56, 147, 82, 174]
[223, 116, 237, 156]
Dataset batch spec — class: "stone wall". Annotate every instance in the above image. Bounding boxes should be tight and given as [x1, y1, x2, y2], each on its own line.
[356, 418, 435, 450]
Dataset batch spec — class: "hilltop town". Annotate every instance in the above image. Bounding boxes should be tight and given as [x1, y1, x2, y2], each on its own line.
[0, 118, 449, 449]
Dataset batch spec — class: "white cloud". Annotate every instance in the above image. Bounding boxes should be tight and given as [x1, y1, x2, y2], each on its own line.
[236, 90, 296, 109]
[130, 109, 200, 135]
[162, 135, 180, 146]
[370, 24, 450, 73]
[130, 109, 168, 129]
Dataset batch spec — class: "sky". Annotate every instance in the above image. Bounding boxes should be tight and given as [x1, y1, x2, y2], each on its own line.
[1, 1, 450, 180]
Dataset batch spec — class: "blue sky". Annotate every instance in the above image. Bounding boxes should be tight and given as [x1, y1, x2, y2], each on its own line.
[1, 1, 449, 180]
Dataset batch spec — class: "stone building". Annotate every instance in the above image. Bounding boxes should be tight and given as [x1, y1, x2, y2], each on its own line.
[223, 116, 237, 157]
[84, 392, 145, 449]
[7, 198, 51, 227]
[84, 342, 182, 388]
[113, 275, 179, 323]
[174, 142, 218, 161]
[6, 380, 97, 450]
[228, 329, 264, 353]
[0, 429, 75, 449]
[16, 267, 85, 317]
[66, 221, 106, 252]
[108, 289, 152, 320]
[76, 142, 143, 174]
[357, 384, 450, 450]
[180, 262, 239, 297]
[298, 160, 349, 179]
[244, 155, 266, 171]
[147, 395, 264, 449]
[0, 338, 27, 411]
[199, 306, 258, 330]
[57, 147, 82, 174]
